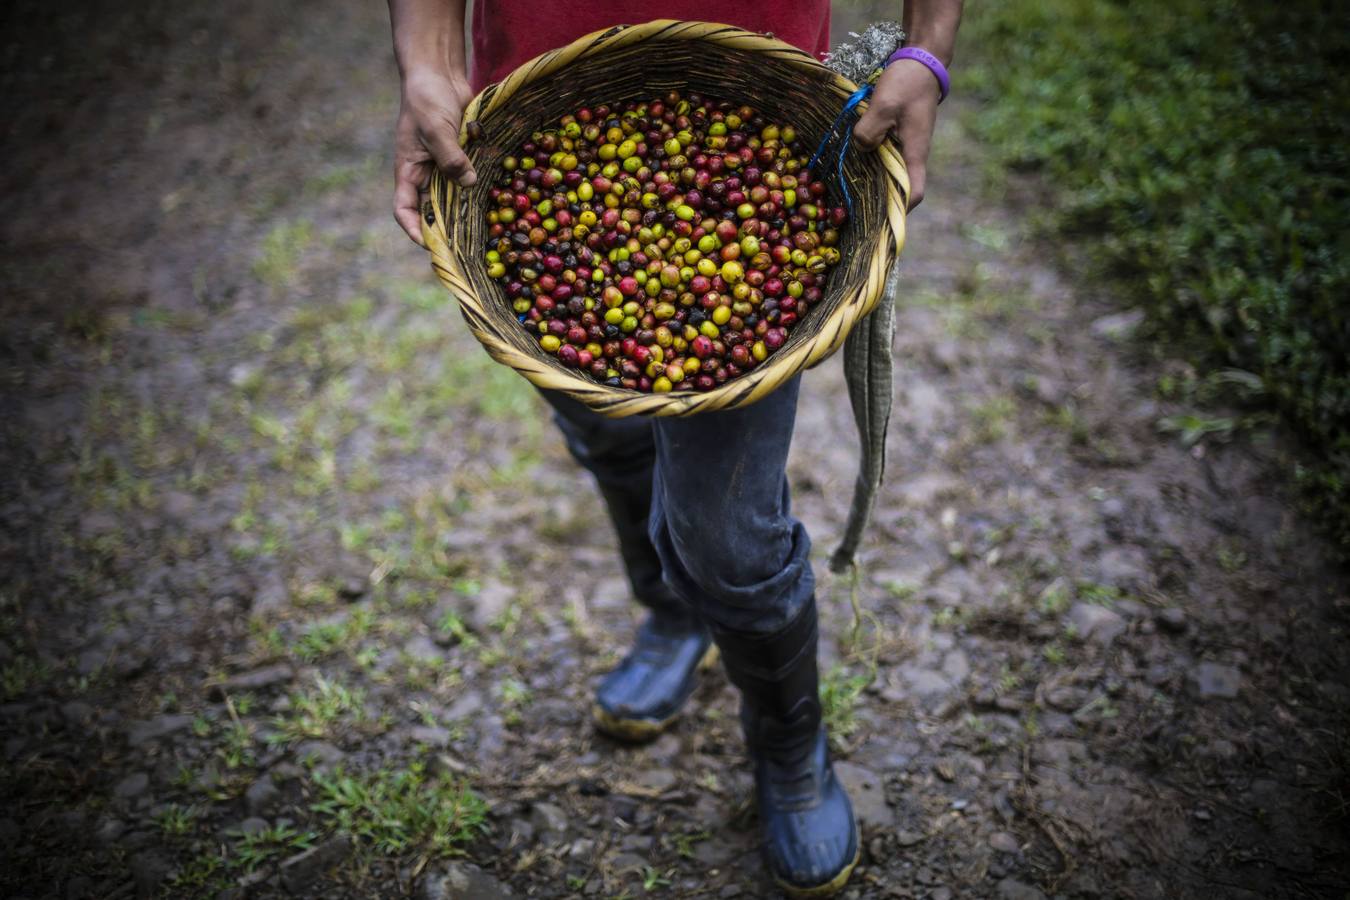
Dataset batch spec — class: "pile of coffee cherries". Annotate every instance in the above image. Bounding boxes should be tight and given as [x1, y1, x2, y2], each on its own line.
[482, 92, 848, 393]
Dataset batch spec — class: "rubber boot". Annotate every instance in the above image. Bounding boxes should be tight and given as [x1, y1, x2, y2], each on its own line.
[710, 598, 858, 897]
[592, 483, 716, 742]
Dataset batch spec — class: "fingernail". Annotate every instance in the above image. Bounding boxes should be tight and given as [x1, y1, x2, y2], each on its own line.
[459, 171, 478, 187]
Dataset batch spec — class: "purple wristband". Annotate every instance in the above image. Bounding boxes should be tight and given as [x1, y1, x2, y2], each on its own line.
[886, 46, 950, 103]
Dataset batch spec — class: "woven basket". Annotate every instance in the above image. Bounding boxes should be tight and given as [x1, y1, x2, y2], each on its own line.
[422, 19, 909, 417]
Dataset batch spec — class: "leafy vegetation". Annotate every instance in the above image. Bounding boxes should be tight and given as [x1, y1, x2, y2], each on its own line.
[230, 823, 317, 873]
[310, 763, 488, 858]
[268, 675, 371, 745]
[252, 219, 314, 287]
[819, 664, 870, 748]
[962, 0, 1350, 551]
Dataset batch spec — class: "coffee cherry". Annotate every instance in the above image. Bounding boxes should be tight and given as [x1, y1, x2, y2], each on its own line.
[483, 91, 849, 393]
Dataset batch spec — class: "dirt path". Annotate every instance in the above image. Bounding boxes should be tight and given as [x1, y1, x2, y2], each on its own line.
[3, 2, 1348, 898]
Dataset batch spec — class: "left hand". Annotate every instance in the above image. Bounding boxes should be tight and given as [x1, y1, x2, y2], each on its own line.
[853, 59, 942, 210]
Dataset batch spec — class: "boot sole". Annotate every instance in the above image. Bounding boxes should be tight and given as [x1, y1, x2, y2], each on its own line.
[773, 838, 861, 899]
[591, 644, 720, 743]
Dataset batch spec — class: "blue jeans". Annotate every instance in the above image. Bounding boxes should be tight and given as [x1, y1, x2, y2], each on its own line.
[542, 377, 814, 635]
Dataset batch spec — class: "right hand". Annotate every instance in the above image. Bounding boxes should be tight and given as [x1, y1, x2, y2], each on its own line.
[393, 69, 477, 246]
[852, 59, 942, 211]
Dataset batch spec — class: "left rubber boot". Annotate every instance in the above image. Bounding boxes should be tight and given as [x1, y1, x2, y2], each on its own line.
[710, 598, 858, 897]
[593, 607, 717, 742]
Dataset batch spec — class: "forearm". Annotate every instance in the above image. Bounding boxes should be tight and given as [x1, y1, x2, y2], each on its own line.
[903, 0, 964, 67]
[387, 0, 467, 80]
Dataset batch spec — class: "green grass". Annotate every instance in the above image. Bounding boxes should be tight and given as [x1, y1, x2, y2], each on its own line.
[819, 664, 870, 748]
[962, 0, 1350, 553]
[230, 823, 317, 873]
[303, 158, 379, 198]
[310, 763, 488, 858]
[1036, 579, 1070, 616]
[268, 674, 370, 745]
[291, 607, 377, 663]
[253, 220, 314, 287]
[1, 656, 47, 701]
[436, 609, 478, 648]
[1076, 582, 1126, 608]
[218, 721, 257, 769]
[154, 803, 202, 837]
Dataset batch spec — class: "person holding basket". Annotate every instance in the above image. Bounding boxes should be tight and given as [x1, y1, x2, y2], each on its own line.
[386, 1, 962, 894]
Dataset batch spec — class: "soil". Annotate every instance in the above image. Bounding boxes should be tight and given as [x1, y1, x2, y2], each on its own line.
[2, 2, 1348, 898]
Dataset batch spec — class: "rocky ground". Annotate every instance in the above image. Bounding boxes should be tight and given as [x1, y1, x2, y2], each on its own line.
[2, 1, 1348, 898]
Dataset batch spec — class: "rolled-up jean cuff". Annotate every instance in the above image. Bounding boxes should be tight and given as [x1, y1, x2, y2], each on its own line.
[649, 495, 816, 636]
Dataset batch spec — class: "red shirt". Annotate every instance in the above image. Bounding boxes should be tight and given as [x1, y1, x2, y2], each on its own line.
[469, 1, 831, 92]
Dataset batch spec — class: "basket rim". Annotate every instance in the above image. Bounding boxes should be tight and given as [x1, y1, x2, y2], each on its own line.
[423, 18, 909, 417]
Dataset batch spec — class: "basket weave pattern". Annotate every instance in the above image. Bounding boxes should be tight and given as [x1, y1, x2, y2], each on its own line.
[423, 19, 909, 417]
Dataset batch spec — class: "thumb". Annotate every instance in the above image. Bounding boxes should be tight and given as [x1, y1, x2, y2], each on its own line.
[852, 106, 894, 152]
[422, 123, 478, 188]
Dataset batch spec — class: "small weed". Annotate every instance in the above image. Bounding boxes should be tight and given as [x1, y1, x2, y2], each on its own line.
[218, 721, 256, 769]
[437, 610, 478, 648]
[670, 829, 711, 859]
[884, 579, 919, 601]
[641, 866, 673, 891]
[253, 220, 313, 287]
[339, 521, 376, 552]
[1, 656, 47, 701]
[354, 646, 381, 670]
[169, 852, 227, 891]
[819, 665, 870, 747]
[492, 604, 522, 635]
[292, 607, 376, 662]
[500, 678, 530, 706]
[1157, 414, 1236, 447]
[198, 766, 253, 804]
[310, 763, 488, 858]
[399, 651, 448, 693]
[398, 280, 455, 312]
[155, 803, 201, 837]
[268, 675, 368, 745]
[500, 678, 530, 726]
[476, 644, 507, 667]
[1037, 579, 1070, 616]
[1215, 538, 1248, 573]
[932, 606, 965, 629]
[250, 620, 288, 657]
[1077, 581, 1125, 607]
[1047, 403, 1092, 446]
[967, 395, 1017, 443]
[303, 159, 377, 197]
[1042, 642, 1067, 665]
[231, 823, 316, 873]
[962, 221, 1012, 251]
[410, 700, 440, 729]
[1074, 694, 1119, 721]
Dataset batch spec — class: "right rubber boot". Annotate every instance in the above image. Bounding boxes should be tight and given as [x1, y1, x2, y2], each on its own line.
[709, 597, 859, 897]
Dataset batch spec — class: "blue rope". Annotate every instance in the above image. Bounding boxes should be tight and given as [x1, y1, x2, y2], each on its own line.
[808, 84, 874, 221]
